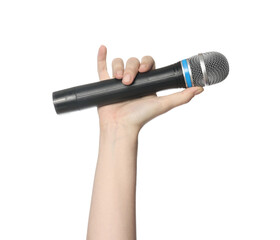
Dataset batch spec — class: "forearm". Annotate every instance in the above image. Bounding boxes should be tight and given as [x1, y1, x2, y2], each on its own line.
[87, 124, 139, 240]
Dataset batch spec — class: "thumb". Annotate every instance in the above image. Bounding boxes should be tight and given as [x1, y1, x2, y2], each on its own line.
[157, 87, 204, 114]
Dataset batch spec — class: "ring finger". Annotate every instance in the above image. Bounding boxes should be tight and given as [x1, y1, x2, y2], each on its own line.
[112, 58, 124, 79]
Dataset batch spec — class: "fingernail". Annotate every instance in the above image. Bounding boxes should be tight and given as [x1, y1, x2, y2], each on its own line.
[123, 74, 131, 84]
[116, 70, 123, 78]
[194, 87, 204, 95]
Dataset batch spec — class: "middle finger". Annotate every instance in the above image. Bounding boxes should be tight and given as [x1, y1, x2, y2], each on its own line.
[122, 57, 140, 85]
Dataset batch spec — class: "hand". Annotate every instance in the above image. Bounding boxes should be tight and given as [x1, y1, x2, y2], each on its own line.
[97, 45, 204, 133]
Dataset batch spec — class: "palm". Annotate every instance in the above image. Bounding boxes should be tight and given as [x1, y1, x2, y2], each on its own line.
[98, 93, 159, 129]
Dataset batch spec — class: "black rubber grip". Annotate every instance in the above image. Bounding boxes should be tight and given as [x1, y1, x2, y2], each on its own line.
[53, 62, 186, 114]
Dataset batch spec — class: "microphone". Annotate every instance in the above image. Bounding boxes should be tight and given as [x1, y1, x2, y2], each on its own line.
[52, 52, 229, 114]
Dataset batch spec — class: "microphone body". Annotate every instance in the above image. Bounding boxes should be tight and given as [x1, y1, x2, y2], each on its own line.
[53, 52, 229, 114]
[53, 62, 185, 114]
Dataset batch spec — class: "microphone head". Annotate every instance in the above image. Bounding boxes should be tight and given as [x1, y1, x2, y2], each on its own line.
[187, 52, 229, 87]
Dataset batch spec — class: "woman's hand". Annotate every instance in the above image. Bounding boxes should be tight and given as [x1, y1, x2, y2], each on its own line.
[97, 45, 204, 133]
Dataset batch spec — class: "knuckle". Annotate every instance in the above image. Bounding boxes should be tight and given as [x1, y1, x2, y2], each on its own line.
[124, 68, 134, 76]
[142, 55, 154, 63]
[112, 58, 123, 65]
[114, 66, 123, 72]
[142, 55, 152, 61]
[127, 57, 140, 64]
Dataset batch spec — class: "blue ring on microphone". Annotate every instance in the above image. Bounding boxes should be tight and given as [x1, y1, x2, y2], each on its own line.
[181, 59, 192, 88]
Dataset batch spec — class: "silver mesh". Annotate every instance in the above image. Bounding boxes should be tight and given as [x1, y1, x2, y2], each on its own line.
[188, 55, 204, 86]
[187, 52, 229, 87]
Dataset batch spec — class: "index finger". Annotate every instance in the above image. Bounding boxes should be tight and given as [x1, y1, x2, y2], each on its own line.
[97, 45, 110, 81]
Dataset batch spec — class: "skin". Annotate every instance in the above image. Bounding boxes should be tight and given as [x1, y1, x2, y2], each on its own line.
[86, 45, 204, 240]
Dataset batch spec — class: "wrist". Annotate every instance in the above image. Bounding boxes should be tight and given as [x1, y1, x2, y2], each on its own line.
[99, 122, 140, 140]
[98, 122, 139, 162]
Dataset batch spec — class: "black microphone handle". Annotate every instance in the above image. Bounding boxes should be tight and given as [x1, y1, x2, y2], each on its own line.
[53, 62, 186, 114]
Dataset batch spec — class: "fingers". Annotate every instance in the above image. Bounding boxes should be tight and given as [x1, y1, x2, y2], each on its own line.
[157, 87, 204, 114]
[112, 58, 124, 79]
[109, 52, 156, 85]
[122, 57, 140, 85]
[139, 56, 156, 72]
[97, 45, 110, 81]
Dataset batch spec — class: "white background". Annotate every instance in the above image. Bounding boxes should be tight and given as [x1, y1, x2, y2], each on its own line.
[0, 0, 279, 239]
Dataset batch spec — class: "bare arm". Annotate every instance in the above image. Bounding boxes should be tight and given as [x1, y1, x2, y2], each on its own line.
[86, 46, 203, 240]
[87, 124, 138, 240]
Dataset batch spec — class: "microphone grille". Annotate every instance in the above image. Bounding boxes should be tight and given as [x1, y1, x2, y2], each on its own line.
[187, 52, 229, 87]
